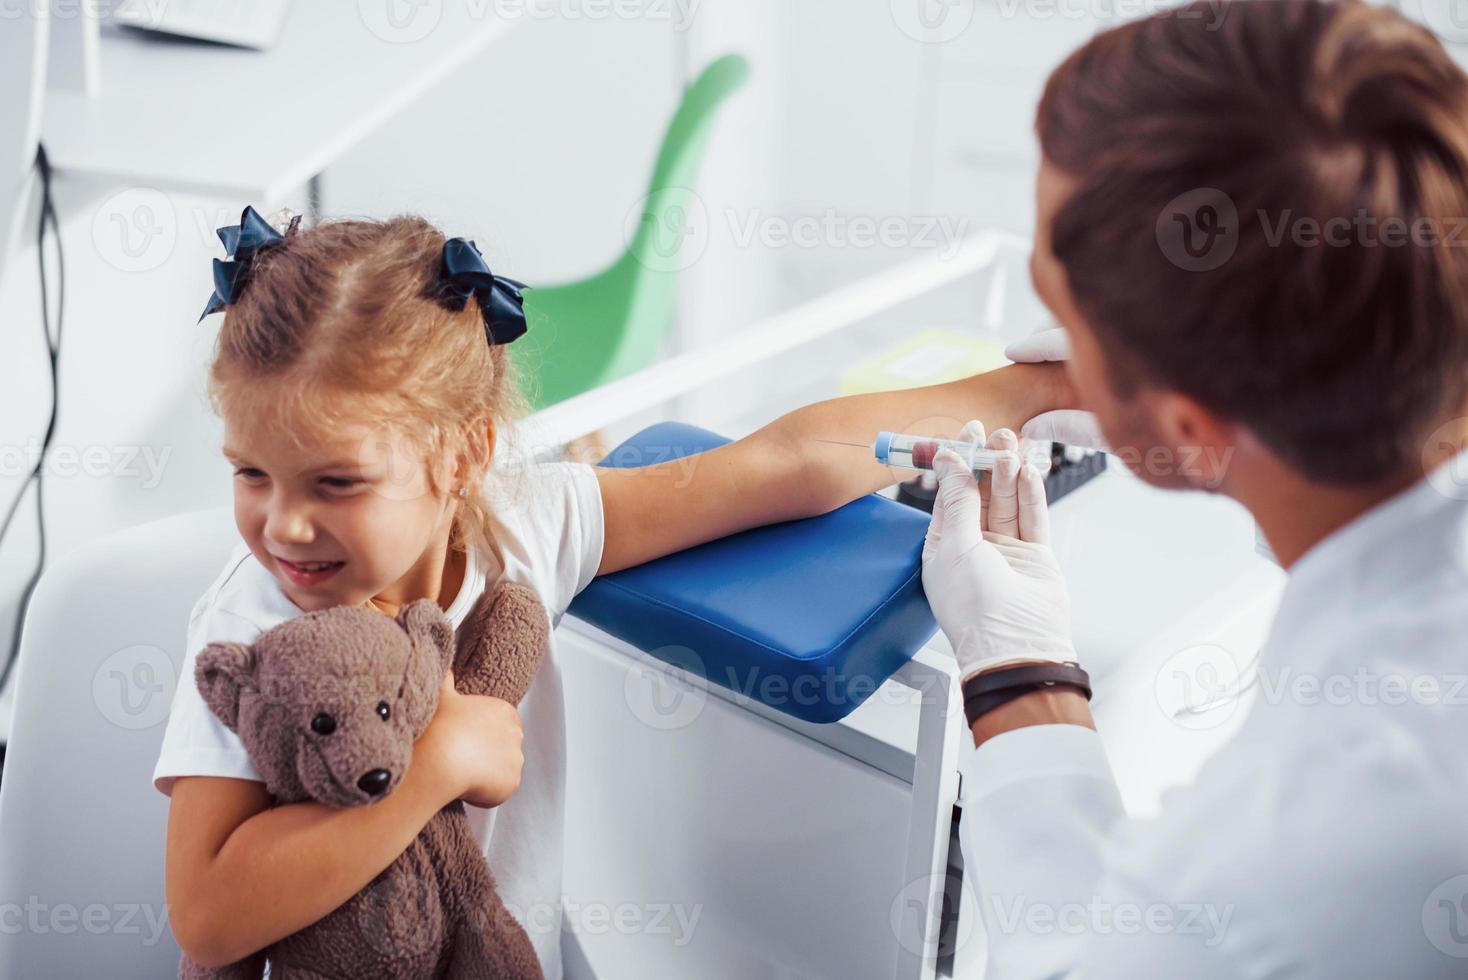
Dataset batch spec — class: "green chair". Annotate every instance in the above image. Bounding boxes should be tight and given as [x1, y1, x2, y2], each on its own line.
[519, 53, 751, 410]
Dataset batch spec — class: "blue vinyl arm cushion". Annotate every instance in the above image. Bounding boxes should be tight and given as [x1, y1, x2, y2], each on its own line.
[567, 422, 939, 723]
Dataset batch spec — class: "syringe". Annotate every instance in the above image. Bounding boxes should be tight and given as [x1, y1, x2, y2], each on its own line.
[816, 432, 1014, 477]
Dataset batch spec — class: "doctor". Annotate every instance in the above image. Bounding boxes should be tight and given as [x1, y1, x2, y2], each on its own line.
[923, 1, 1468, 976]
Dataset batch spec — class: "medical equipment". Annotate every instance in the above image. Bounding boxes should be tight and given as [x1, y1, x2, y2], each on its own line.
[818, 432, 1013, 477]
[821, 433, 1108, 511]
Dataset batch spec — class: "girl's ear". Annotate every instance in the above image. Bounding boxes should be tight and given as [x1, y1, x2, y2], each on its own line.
[396, 598, 455, 676]
[195, 642, 258, 732]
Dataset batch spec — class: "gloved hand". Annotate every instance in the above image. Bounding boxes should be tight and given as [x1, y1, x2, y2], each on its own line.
[1004, 327, 1109, 451]
[921, 420, 1076, 683]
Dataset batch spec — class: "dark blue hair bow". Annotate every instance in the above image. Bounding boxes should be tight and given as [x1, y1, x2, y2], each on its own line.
[197, 205, 299, 323]
[439, 238, 529, 346]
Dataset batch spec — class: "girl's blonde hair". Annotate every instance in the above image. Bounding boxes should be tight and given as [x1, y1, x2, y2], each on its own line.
[207, 213, 527, 556]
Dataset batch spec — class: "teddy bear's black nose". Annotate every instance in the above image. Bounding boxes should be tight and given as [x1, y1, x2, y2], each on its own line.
[357, 768, 391, 796]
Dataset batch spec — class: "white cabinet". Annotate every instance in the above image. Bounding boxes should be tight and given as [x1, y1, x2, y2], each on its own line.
[558, 623, 928, 979]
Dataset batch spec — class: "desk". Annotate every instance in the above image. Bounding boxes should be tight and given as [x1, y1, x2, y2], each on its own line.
[42, 5, 522, 199]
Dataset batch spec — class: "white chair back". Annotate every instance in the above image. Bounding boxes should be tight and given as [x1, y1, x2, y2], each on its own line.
[0, 507, 238, 979]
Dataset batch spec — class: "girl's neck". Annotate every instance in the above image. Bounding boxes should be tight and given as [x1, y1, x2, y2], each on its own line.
[363, 537, 466, 619]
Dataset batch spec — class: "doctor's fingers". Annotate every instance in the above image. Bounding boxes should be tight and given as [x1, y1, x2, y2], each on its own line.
[924, 456, 959, 561]
[1017, 460, 1051, 545]
[923, 480, 946, 561]
[985, 429, 1022, 537]
[932, 449, 984, 547]
[954, 420, 993, 527]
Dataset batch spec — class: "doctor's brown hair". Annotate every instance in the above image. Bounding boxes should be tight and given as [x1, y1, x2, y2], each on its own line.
[1037, 0, 1468, 484]
[206, 215, 528, 556]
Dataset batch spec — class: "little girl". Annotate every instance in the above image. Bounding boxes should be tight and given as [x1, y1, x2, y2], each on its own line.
[153, 206, 1066, 977]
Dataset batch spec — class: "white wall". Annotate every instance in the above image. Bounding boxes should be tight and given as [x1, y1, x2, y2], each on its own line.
[776, 0, 1103, 304]
[320, 12, 679, 286]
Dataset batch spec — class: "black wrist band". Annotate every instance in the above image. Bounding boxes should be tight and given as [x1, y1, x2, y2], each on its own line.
[964, 680, 1090, 725]
[963, 683, 1052, 722]
[964, 662, 1092, 698]
[962, 662, 1092, 728]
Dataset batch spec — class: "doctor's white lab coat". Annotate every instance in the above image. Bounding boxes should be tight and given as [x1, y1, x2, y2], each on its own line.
[958, 453, 1468, 978]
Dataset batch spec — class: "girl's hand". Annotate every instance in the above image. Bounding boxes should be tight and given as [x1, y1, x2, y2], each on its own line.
[420, 670, 525, 809]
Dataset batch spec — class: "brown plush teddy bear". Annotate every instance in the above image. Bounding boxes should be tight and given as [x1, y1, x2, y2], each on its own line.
[178, 582, 550, 980]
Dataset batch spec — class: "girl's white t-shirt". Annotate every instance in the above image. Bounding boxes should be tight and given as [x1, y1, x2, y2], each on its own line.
[152, 460, 605, 980]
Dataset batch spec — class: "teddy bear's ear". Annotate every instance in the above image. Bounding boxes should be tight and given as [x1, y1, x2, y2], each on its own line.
[396, 598, 454, 676]
[195, 642, 258, 733]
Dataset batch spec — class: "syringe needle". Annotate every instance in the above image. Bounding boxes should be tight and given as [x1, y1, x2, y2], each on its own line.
[814, 438, 870, 449]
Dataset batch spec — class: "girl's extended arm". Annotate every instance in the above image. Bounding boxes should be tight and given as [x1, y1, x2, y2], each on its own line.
[596, 362, 1070, 573]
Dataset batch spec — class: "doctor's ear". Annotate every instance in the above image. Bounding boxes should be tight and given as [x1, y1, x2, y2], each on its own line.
[195, 641, 258, 733]
[1152, 391, 1239, 491]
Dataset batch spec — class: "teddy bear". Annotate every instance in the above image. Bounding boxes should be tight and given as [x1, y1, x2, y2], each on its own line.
[178, 581, 550, 980]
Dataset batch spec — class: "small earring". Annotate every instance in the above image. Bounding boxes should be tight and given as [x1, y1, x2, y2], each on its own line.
[457, 486, 468, 498]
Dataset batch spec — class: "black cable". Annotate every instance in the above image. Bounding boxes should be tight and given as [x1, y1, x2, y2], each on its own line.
[0, 144, 63, 696]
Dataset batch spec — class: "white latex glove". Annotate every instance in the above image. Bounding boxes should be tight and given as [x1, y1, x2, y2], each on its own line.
[1003, 327, 1109, 451]
[921, 420, 1076, 683]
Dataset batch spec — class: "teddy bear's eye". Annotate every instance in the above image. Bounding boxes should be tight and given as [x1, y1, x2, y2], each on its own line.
[310, 713, 337, 736]
[376, 701, 390, 721]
